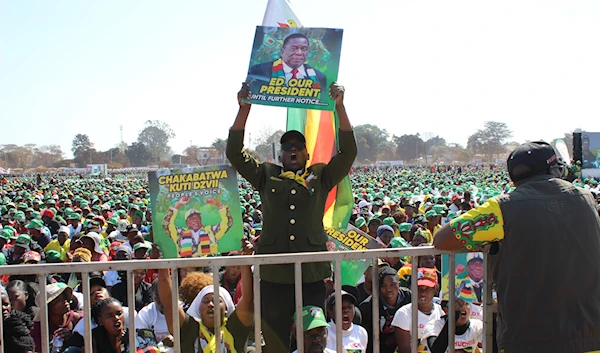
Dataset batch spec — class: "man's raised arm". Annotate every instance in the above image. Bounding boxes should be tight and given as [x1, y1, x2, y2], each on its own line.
[226, 83, 265, 189]
[321, 82, 358, 191]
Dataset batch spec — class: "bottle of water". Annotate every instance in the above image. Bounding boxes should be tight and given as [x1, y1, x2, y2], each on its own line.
[51, 335, 63, 353]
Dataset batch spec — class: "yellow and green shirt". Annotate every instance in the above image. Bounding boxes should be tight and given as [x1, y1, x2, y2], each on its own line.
[448, 198, 505, 252]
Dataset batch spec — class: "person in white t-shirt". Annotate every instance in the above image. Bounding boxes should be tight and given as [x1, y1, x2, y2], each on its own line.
[392, 268, 445, 353]
[325, 290, 368, 352]
[441, 300, 483, 321]
[136, 281, 170, 341]
[421, 298, 483, 353]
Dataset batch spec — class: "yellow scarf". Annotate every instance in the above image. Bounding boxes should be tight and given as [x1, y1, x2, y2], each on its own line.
[279, 169, 312, 192]
[199, 318, 237, 353]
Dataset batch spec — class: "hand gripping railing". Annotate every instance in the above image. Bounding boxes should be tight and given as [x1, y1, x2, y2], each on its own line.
[0, 246, 493, 353]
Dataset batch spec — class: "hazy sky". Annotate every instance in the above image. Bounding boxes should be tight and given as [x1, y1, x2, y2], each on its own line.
[2, 0, 599, 158]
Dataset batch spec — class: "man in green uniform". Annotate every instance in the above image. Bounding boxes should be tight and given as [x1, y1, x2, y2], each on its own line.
[227, 81, 357, 353]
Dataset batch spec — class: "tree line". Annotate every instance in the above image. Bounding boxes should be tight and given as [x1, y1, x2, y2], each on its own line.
[249, 121, 515, 164]
[0, 119, 576, 170]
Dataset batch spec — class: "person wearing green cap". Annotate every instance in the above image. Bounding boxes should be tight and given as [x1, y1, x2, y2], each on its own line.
[13, 211, 27, 233]
[101, 217, 119, 239]
[67, 213, 82, 237]
[45, 249, 62, 263]
[383, 216, 401, 237]
[424, 210, 441, 238]
[25, 219, 51, 248]
[132, 241, 151, 260]
[131, 209, 149, 235]
[0, 228, 13, 253]
[6, 234, 45, 265]
[398, 222, 412, 243]
[367, 217, 382, 238]
[291, 306, 334, 353]
[353, 216, 367, 233]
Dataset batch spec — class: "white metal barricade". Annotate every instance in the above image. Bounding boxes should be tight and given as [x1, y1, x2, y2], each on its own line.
[0, 246, 493, 353]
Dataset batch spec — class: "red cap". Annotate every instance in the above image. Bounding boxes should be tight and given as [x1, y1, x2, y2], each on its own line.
[42, 209, 55, 218]
[23, 251, 41, 263]
[417, 268, 438, 288]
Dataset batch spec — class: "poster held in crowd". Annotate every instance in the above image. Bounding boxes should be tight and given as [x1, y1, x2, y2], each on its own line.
[148, 165, 243, 258]
[244, 26, 343, 111]
[441, 252, 485, 304]
[87, 164, 107, 176]
[325, 225, 382, 286]
[580, 132, 600, 169]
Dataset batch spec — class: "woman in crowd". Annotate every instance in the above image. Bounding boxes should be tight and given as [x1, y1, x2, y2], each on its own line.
[135, 281, 170, 342]
[64, 274, 130, 351]
[422, 297, 483, 353]
[3, 310, 36, 353]
[325, 290, 368, 352]
[90, 298, 129, 353]
[392, 268, 445, 353]
[30, 282, 83, 351]
[155, 242, 254, 353]
[178, 271, 213, 312]
[7, 280, 40, 321]
[359, 265, 412, 353]
[2, 285, 11, 319]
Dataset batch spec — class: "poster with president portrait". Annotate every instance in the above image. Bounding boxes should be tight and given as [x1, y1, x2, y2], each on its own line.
[148, 165, 244, 259]
[244, 26, 343, 111]
[441, 253, 486, 307]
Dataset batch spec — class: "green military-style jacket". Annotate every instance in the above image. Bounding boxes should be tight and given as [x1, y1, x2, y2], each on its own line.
[226, 129, 357, 284]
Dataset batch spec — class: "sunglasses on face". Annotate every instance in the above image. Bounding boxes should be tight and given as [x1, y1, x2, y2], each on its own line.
[282, 142, 306, 151]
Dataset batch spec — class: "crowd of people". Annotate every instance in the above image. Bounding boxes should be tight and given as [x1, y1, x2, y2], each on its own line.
[1, 86, 600, 353]
[1, 165, 600, 352]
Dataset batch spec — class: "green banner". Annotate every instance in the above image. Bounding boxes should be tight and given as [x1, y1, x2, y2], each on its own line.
[148, 165, 243, 258]
[244, 26, 343, 111]
[324, 224, 382, 286]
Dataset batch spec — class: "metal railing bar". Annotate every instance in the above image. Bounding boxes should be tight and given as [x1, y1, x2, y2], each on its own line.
[483, 252, 494, 352]
[294, 262, 304, 353]
[0, 247, 458, 276]
[448, 254, 456, 353]
[213, 265, 222, 351]
[253, 264, 262, 353]
[0, 248, 486, 352]
[38, 275, 49, 353]
[411, 256, 418, 353]
[334, 260, 343, 353]
[81, 272, 92, 353]
[170, 269, 181, 353]
[126, 270, 136, 352]
[372, 257, 380, 353]
[0, 285, 4, 353]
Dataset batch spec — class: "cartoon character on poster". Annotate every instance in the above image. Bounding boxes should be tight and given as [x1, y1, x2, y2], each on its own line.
[162, 195, 232, 257]
[149, 165, 243, 258]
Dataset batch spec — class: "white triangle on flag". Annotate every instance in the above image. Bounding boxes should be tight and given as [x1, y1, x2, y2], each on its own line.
[262, 0, 303, 27]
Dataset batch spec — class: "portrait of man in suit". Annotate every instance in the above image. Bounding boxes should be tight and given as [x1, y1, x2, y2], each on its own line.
[248, 33, 327, 97]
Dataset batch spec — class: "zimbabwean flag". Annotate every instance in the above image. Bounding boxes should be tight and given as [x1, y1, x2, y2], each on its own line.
[287, 109, 354, 229]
